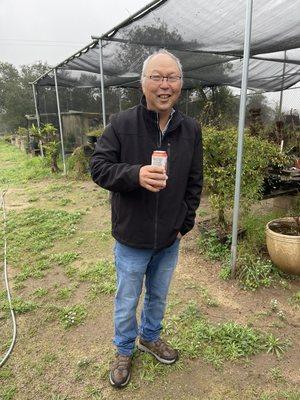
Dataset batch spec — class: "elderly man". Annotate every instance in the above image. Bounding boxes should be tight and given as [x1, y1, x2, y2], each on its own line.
[90, 49, 203, 387]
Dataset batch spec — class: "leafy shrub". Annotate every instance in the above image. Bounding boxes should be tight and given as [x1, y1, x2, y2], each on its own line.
[202, 127, 289, 227]
[86, 125, 105, 137]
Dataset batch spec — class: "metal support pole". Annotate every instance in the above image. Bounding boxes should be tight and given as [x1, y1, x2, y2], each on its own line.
[278, 50, 287, 118]
[53, 69, 67, 175]
[230, 0, 253, 277]
[99, 39, 107, 127]
[31, 84, 44, 157]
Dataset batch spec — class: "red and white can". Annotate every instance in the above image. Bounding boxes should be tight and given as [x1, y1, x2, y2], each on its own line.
[151, 150, 168, 169]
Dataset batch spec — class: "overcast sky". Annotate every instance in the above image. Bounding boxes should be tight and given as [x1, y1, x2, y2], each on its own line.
[0, 0, 298, 111]
[0, 0, 148, 67]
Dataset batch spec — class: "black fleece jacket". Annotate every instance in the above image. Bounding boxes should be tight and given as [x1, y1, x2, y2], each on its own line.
[90, 97, 203, 250]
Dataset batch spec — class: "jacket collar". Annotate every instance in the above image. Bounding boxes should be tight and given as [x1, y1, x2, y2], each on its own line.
[139, 95, 183, 133]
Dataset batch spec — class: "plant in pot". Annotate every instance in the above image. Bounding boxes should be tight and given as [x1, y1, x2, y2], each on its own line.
[266, 215, 300, 275]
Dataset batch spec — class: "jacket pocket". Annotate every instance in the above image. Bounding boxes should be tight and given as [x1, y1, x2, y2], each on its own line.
[174, 201, 188, 230]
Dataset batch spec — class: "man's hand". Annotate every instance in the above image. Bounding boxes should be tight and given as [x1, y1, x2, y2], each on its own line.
[139, 165, 168, 192]
[177, 232, 182, 240]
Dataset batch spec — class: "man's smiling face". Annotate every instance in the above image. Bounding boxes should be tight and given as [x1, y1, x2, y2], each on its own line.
[142, 53, 182, 117]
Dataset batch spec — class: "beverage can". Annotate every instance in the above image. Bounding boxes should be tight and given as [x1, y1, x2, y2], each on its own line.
[151, 150, 168, 169]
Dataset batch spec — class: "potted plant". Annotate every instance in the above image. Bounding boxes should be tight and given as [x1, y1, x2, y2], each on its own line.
[266, 216, 300, 275]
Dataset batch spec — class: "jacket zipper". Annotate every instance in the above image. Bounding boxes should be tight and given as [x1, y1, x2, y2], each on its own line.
[167, 142, 171, 175]
[154, 114, 161, 249]
[154, 113, 173, 249]
[154, 192, 159, 249]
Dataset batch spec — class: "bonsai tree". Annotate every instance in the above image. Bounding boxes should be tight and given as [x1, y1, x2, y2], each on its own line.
[28, 124, 44, 156]
[202, 127, 290, 230]
[41, 123, 60, 173]
[85, 125, 105, 147]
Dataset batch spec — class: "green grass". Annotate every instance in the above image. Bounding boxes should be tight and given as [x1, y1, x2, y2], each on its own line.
[265, 333, 291, 357]
[0, 366, 14, 380]
[14, 258, 51, 283]
[0, 140, 51, 187]
[59, 304, 87, 329]
[199, 209, 296, 291]
[164, 301, 289, 368]
[289, 291, 300, 308]
[32, 288, 49, 298]
[43, 182, 73, 194]
[41, 352, 58, 365]
[259, 389, 300, 400]
[78, 260, 116, 297]
[236, 253, 283, 291]
[0, 293, 37, 315]
[3, 209, 82, 287]
[57, 198, 74, 206]
[184, 282, 219, 307]
[56, 287, 75, 300]
[50, 252, 79, 267]
[198, 229, 231, 262]
[269, 367, 285, 382]
[0, 385, 17, 400]
[6, 209, 81, 266]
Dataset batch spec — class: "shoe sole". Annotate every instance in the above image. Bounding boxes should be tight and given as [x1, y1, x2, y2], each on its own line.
[109, 371, 131, 388]
[137, 343, 178, 364]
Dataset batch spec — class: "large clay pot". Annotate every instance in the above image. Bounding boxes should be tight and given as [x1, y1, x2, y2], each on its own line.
[266, 217, 300, 275]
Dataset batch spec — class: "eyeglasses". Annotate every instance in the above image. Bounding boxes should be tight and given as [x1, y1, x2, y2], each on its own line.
[146, 75, 182, 83]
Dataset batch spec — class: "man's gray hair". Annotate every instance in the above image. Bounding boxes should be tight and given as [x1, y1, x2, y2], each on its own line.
[141, 49, 183, 84]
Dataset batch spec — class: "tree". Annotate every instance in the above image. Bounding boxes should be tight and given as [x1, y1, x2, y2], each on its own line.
[0, 61, 50, 131]
[187, 86, 240, 126]
[203, 127, 289, 229]
[114, 20, 200, 109]
[246, 92, 275, 125]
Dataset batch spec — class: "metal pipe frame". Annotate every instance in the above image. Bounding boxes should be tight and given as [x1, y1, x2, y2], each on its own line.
[31, 83, 44, 157]
[92, 0, 165, 40]
[32, 0, 164, 87]
[278, 50, 287, 117]
[31, 39, 98, 85]
[99, 39, 107, 127]
[230, 0, 253, 276]
[53, 69, 67, 175]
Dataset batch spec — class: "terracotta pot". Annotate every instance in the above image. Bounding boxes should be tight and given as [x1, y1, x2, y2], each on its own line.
[266, 217, 300, 275]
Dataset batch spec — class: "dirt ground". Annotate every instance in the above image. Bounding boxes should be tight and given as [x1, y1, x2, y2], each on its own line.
[1, 174, 300, 400]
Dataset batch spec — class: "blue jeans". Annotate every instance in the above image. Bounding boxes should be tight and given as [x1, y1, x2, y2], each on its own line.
[113, 239, 180, 356]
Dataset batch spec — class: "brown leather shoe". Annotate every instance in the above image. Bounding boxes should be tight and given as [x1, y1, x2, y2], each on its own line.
[137, 338, 179, 364]
[109, 354, 132, 388]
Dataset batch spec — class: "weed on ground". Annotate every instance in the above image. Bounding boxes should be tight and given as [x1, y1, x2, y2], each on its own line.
[0, 141, 299, 399]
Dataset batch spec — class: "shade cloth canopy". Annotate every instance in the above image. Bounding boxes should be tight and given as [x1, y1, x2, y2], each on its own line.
[34, 0, 300, 92]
